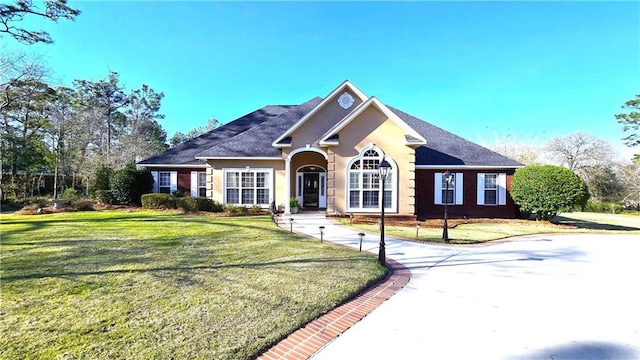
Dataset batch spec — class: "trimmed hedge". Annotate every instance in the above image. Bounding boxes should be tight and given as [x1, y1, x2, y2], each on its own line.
[141, 194, 224, 212]
[141, 194, 176, 209]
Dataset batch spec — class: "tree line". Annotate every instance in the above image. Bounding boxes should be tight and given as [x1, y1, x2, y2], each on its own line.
[0, 53, 168, 199]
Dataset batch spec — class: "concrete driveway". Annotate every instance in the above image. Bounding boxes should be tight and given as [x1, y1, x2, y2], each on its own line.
[287, 215, 640, 360]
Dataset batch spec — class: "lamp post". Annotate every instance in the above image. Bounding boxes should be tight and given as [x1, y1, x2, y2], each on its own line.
[442, 170, 454, 244]
[319, 226, 325, 242]
[416, 223, 421, 238]
[377, 158, 392, 265]
[289, 218, 294, 233]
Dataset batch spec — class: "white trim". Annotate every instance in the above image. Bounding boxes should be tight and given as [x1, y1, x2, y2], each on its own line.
[139, 164, 207, 169]
[345, 150, 398, 213]
[498, 173, 507, 205]
[287, 146, 329, 161]
[222, 168, 273, 207]
[151, 171, 159, 193]
[195, 156, 282, 161]
[416, 165, 523, 169]
[455, 173, 464, 205]
[190, 171, 198, 196]
[434, 173, 443, 204]
[272, 80, 368, 147]
[169, 171, 178, 194]
[318, 96, 426, 146]
[435, 172, 462, 205]
[477, 173, 485, 205]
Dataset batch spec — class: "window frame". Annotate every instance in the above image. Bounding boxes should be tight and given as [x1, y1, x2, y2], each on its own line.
[223, 168, 272, 207]
[434, 172, 463, 205]
[158, 171, 171, 194]
[346, 148, 397, 213]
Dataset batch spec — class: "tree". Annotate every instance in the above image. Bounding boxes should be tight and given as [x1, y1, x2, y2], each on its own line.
[169, 118, 219, 147]
[117, 84, 167, 166]
[511, 165, 589, 221]
[0, 0, 80, 44]
[618, 158, 640, 209]
[74, 71, 129, 165]
[586, 166, 624, 203]
[615, 95, 640, 149]
[545, 132, 613, 175]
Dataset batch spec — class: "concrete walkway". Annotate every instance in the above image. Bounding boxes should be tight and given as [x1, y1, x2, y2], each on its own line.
[263, 212, 640, 360]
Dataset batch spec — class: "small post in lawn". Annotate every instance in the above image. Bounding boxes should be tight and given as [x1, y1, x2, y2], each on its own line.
[358, 232, 365, 252]
[319, 226, 325, 242]
[416, 223, 420, 238]
[289, 218, 294, 233]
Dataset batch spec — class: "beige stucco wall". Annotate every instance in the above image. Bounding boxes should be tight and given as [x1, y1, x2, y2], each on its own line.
[288, 89, 363, 149]
[328, 105, 416, 215]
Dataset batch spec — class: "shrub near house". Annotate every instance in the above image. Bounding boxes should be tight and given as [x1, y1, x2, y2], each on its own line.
[511, 165, 589, 220]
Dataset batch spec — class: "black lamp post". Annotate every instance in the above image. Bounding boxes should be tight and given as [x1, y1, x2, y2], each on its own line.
[442, 170, 454, 244]
[377, 158, 392, 265]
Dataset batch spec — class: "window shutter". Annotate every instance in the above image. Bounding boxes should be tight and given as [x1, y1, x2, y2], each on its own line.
[151, 171, 159, 193]
[434, 173, 443, 205]
[455, 173, 463, 205]
[498, 173, 507, 205]
[190, 171, 198, 196]
[477, 173, 485, 205]
[170, 171, 178, 193]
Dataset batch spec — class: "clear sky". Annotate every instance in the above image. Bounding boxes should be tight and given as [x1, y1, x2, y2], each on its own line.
[4, 1, 640, 159]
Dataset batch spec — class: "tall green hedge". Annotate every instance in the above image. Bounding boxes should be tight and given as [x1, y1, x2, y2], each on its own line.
[511, 165, 589, 221]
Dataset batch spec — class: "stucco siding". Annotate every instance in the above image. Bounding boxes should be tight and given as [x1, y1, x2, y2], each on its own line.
[330, 106, 416, 215]
[288, 89, 363, 149]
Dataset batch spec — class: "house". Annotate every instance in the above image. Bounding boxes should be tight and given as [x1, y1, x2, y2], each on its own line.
[137, 81, 523, 219]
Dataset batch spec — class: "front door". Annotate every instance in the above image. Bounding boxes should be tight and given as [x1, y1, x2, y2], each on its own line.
[303, 173, 319, 207]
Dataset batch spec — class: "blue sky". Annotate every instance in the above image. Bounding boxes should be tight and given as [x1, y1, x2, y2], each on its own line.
[5, 1, 640, 158]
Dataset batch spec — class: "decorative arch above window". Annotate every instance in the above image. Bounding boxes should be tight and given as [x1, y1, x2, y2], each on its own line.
[346, 147, 397, 212]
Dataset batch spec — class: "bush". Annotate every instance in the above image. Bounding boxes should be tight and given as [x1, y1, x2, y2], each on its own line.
[94, 190, 114, 205]
[61, 188, 82, 200]
[92, 164, 113, 194]
[111, 164, 154, 206]
[511, 165, 589, 221]
[72, 200, 95, 211]
[584, 199, 624, 214]
[141, 193, 176, 209]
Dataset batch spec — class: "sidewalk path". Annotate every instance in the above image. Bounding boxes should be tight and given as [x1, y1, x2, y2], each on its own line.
[261, 212, 640, 360]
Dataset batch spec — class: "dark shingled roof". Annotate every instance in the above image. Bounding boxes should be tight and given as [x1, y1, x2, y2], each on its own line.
[390, 107, 523, 167]
[139, 97, 522, 168]
[195, 97, 322, 158]
[137, 105, 296, 166]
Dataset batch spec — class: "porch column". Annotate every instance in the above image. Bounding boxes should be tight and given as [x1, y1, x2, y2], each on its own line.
[284, 158, 291, 215]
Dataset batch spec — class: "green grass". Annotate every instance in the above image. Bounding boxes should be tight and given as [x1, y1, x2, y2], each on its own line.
[338, 212, 640, 244]
[0, 210, 386, 359]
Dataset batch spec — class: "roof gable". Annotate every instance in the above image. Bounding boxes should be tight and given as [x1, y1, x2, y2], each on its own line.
[271, 80, 368, 147]
[318, 96, 426, 147]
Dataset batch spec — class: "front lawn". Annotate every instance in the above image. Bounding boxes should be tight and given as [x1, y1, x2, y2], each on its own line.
[339, 212, 640, 244]
[0, 211, 386, 359]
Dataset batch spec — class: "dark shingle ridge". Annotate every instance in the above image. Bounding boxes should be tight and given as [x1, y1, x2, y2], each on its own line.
[389, 106, 523, 167]
[195, 97, 323, 158]
[138, 105, 295, 165]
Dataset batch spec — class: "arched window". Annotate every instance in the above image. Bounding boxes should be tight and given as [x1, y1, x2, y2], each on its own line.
[346, 147, 396, 212]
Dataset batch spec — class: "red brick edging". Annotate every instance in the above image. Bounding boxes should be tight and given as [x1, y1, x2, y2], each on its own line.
[257, 259, 410, 360]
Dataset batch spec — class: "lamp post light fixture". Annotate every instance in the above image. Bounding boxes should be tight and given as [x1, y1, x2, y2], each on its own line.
[289, 218, 294, 233]
[442, 170, 454, 244]
[416, 223, 421, 238]
[358, 232, 365, 252]
[377, 158, 392, 265]
[319, 226, 325, 242]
